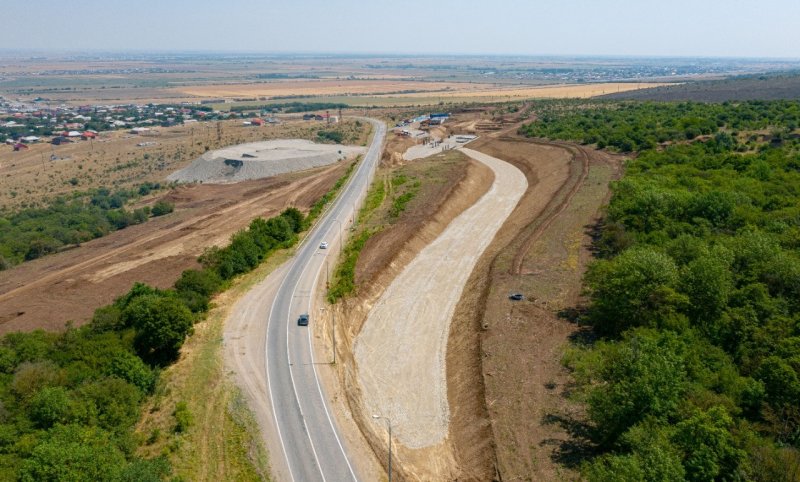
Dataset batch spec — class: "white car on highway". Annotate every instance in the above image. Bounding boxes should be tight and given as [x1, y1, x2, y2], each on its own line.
[319, 241, 328, 249]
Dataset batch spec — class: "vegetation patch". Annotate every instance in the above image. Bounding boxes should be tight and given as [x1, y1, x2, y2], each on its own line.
[389, 178, 420, 218]
[305, 158, 358, 226]
[522, 99, 800, 152]
[542, 100, 800, 481]
[328, 152, 461, 302]
[327, 176, 387, 303]
[0, 205, 307, 480]
[0, 183, 169, 268]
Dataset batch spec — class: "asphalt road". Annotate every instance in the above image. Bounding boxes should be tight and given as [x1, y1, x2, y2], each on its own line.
[265, 118, 386, 482]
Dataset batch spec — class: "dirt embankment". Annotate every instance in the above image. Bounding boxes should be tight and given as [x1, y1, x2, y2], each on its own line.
[0, 162, 350, 334]
[449, 135, 623, 481]
[321, 150, 493, 481]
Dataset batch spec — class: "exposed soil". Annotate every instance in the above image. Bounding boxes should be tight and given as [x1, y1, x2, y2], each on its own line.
[354, 146, 524, 472]
[381, 133, 418, 167]
[0, 161, 350, 334]
[323, 149, 493, 481]
[451, 134, 623, 481]
[0, 119, 369, 211]
[389, 82, 671, 101]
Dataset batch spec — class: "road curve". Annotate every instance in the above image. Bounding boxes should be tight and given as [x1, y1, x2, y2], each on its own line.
[355, 147, 527, 449]
[262, 118, 386, 481]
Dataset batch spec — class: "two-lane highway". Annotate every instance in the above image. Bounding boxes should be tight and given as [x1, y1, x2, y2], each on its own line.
[265, 118, 386, 481]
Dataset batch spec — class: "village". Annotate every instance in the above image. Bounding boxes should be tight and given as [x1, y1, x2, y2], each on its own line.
[0, 95, 288, 151]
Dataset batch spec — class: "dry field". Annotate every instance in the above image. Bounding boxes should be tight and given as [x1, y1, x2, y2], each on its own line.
[179, 80, 672, 104]
[391, 82, 673, 100]
[0, 119, 369, 210]
[172, 79, 496, 98]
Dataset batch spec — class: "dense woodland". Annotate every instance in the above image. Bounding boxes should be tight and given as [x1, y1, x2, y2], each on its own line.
[600, 74, 800, 102]
[0, 207, 305, 480]
[524, 100, 800, 152]
[524, 101, 800, 480]
[0, 183, 170, 269]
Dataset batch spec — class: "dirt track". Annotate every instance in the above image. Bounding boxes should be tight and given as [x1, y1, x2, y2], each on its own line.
[354, 148, 526, 452]
[0, 162, 349, 333]
[452, 134, 622, 481]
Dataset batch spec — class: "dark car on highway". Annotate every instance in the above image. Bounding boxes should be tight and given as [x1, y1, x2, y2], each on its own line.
[297, 314, 309, 326]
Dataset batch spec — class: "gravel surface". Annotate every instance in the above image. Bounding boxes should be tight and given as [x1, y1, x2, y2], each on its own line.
[403, 136, 475, 161]
[168, 139, 365, 184]
[355, 147, 526, 449]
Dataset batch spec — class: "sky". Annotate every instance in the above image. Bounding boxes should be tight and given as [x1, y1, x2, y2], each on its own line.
[2, 0, 799, 58]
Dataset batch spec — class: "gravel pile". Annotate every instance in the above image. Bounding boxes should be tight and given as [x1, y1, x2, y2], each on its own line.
[168, 139, 365, 184]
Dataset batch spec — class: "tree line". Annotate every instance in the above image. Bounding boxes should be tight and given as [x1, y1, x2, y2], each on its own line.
[0, 184, 171, 269]
[521, 99, 800, 152]
[0, 206, 305, 480]
[526, 100, 800, 480]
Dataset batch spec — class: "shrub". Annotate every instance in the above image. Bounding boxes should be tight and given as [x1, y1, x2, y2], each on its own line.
[150, 200, 174, 217]
[173, 401, 192, 433]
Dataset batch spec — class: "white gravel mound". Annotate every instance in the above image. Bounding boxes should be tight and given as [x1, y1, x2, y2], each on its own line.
[167, 139, 366, 184]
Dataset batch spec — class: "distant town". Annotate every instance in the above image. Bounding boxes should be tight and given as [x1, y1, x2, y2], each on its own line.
[0, 96, 289, 149]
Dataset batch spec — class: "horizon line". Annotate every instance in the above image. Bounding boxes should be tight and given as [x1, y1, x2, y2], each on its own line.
[0, 48, 799, 63]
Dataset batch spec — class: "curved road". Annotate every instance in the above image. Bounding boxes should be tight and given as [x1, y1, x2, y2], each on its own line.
[264, 118, 385, 481]
[355, 147, 527, 450]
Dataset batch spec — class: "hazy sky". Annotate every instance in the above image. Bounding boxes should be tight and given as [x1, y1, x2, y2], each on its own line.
[3, 0, 799, 58]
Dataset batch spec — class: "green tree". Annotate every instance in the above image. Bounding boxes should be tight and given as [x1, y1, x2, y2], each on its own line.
[174, 269, 222, 298]
[756, 356, 800, 410]
[117, 456, 170, 482]
[106, 351, 156, 394]
[588, 330, 687, 446]
[680, 251, 733, 327]
[29, 387, 72, 429]
[123, 294, 193, 363]
[672, 406, 747, 481]
[77, 378, 141, 432]
[280, 207, 305, 233]
[19, 425, 126, 482]
[586, 247, 686, 335]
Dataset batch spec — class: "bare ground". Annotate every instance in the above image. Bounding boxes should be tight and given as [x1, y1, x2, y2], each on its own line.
[456, 135, 623, 481]
[353, 146, 526, 472]
[322, 149, 494, 481]
[0, 161, 350, 334]
[0, 119, 370, 211]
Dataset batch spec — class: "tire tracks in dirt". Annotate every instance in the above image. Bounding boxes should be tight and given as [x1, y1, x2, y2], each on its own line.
[510, 140, 590, 275]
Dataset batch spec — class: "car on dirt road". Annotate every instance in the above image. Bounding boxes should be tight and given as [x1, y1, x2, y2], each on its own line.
[509, 293, 524, 301]
[319, 241, 328, 249]
[297, 314, 309, 326]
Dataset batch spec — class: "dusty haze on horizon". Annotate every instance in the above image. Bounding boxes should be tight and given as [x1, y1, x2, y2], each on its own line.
[2, 0, 799, 59]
